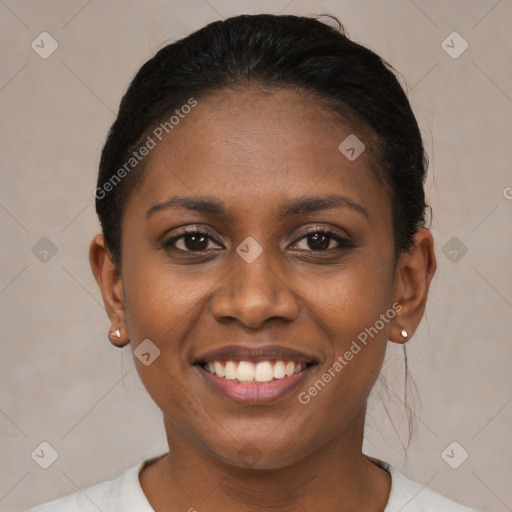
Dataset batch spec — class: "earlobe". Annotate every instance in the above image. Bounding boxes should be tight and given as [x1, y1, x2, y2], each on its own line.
[89, 234, 129, 347]
[390, 229, 437, 344]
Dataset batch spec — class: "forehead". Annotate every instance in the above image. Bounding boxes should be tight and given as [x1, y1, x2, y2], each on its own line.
[125, 88, 390, 223]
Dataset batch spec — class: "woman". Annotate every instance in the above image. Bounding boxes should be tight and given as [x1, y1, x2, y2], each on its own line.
[29, 13, 477, 511]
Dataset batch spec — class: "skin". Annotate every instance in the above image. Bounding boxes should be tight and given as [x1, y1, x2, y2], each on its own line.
[90, 89, 436, 512]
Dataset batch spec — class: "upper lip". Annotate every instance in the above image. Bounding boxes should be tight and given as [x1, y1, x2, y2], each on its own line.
[194, 345, 318, 365]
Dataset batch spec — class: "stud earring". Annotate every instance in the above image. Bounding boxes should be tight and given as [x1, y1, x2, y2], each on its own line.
[401, 329, 408, 339]
[109, 327, 129, 348]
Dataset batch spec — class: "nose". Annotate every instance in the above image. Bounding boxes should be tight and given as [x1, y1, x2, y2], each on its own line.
[210, 249, 299, 329]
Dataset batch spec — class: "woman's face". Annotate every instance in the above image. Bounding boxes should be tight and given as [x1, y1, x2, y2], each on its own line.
[105, 89, 413, 468]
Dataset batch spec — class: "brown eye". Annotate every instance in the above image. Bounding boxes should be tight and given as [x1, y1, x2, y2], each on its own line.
[292, 230, 352, 252]
[307, 232, 330, 251]
[181, 233, 209, 251]
[163, 230, 222, 252]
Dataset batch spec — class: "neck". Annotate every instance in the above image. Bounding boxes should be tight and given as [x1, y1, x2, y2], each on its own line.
[140, 408, 391, 512]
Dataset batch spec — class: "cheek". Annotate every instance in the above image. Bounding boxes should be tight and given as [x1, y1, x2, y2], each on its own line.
[304, 250, 394, 335]
[120, 258, 210, 416]
[302, 254, 395, 390]
[121, 252, 208, 341]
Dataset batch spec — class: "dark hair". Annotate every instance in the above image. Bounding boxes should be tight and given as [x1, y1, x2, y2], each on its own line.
[96, 13, 428, 268]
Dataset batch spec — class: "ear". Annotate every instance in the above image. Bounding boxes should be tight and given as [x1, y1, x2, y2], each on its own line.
[389, 229, 437, 344]
[89, 234, 129, 348]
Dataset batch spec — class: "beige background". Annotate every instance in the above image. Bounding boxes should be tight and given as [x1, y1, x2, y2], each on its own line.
[1, 1, 511, 511]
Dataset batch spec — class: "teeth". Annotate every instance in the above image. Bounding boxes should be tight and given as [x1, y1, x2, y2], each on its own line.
[237, 361, 255, 382]
[214, 361, 225, 378]
[224, 361, 237, 380]
[255, 361, 273, 382]
[204, 360, 308, 382]
[273, 361, 286, 379]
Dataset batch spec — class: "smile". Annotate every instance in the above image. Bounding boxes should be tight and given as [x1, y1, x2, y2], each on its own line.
[201, 359, 312, 383]
[193, 344, 319, 404]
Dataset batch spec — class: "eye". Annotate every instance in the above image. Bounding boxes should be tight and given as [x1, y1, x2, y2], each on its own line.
[162, 229, 223, 252]
[161, 227, 353, 254]
[291, 229, 353, 252]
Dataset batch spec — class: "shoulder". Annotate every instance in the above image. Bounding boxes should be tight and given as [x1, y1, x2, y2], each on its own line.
[26, 462, 154, 512]
[372, 458, 478, 512]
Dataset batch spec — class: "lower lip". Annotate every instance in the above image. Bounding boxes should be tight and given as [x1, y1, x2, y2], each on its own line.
[196, 365, 314, 404]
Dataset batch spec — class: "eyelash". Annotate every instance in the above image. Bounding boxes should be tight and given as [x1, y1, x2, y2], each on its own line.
[161, 226, 354, 253]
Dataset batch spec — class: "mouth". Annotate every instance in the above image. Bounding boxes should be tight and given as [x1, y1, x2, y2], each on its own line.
[198, 359, 314, 383]
[193, 345, 319, 403]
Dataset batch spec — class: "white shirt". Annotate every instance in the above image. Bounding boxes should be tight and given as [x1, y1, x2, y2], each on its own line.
[27, 456, 477, 511]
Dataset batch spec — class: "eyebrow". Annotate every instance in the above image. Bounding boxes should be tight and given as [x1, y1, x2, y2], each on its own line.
[146, 196, 226, 219]
[278, 195, 368, 220]
[146, 194, 368, 220]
